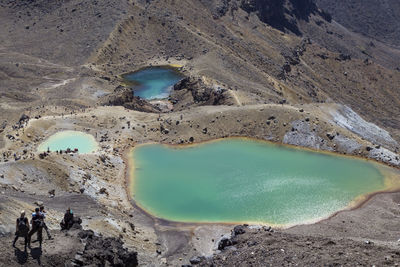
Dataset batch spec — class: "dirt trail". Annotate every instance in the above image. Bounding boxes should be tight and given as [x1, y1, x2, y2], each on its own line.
[0, 230, 80, 267]
[228, 90, 242, 106]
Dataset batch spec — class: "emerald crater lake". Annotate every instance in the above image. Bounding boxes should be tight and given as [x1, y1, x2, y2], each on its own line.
[130, 139, 398, 226]
[123, 66, 183, 100]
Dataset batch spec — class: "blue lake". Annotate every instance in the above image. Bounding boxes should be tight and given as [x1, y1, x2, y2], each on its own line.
[123, 66, 183, 100]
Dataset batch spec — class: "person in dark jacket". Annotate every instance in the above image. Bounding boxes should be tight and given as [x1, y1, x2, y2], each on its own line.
[28, 208, 43, 248]
[13, 210, 30, 249]
[60, 208, 74, 230]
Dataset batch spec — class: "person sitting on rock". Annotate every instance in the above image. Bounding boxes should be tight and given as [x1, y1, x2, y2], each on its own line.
[28, 207, 44, 248]
[39, 206, 52, 240]
[13, 210, 30, 250]
[60, 208, 74, 230]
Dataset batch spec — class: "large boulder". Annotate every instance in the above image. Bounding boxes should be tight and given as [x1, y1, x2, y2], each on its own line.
[171, 77, 231, 108]
[218, 236, 236, 250]
[233, 225, 246, 236]
[123, 97, 161, 113]
[101, 85, 161, 113]
[101, 85, 133, 106]
[71, 229, 138, 266]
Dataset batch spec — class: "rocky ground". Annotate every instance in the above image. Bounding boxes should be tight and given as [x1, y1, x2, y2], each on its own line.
[198, 225, 400, 266]
[0, 225, 138, 266]
[0, 0, 400, 266]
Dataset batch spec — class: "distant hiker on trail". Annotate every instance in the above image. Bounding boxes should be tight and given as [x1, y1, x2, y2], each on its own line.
[28, 208, 44, 248]
[13, 210, 29, 250]
[60, 207, 74, 230]
[39, 206, 52, 240]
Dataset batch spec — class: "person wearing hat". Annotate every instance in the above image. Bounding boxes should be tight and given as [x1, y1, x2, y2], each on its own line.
[60, 207, 74, 230]
[13, 210, 30, 249]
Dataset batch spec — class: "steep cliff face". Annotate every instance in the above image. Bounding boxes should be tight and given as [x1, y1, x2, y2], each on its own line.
[315, 0, 400, 46]
[200, 0, 330, 35]
[241, 0, 292, 32]
[239, 0, 330, 35]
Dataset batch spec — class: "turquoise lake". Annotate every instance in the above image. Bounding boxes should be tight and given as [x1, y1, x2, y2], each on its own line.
[38, 130, 99, 154]
[130, 139, 395, 226]
[123, 67, 183, 100]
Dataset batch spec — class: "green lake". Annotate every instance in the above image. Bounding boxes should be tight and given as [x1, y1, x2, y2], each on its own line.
[38, 130, 99, 154]
[130, 139, 398, 226]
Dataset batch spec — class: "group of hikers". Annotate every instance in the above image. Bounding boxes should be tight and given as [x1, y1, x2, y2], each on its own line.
[13, 206, 75, 250]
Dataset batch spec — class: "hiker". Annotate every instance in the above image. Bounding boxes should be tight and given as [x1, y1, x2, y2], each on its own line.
[60, 208, 74, 230]
[39, 206, 52, 240]
[28, 208, 44, 248]
[13, 210, 30, 249]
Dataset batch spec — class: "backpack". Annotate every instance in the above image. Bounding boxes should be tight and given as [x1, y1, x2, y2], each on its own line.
[32, 213, 44, 227]
[17, 218, 28, 235]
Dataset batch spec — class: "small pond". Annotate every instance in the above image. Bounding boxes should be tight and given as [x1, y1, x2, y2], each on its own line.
[38, 130, 99, 154]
